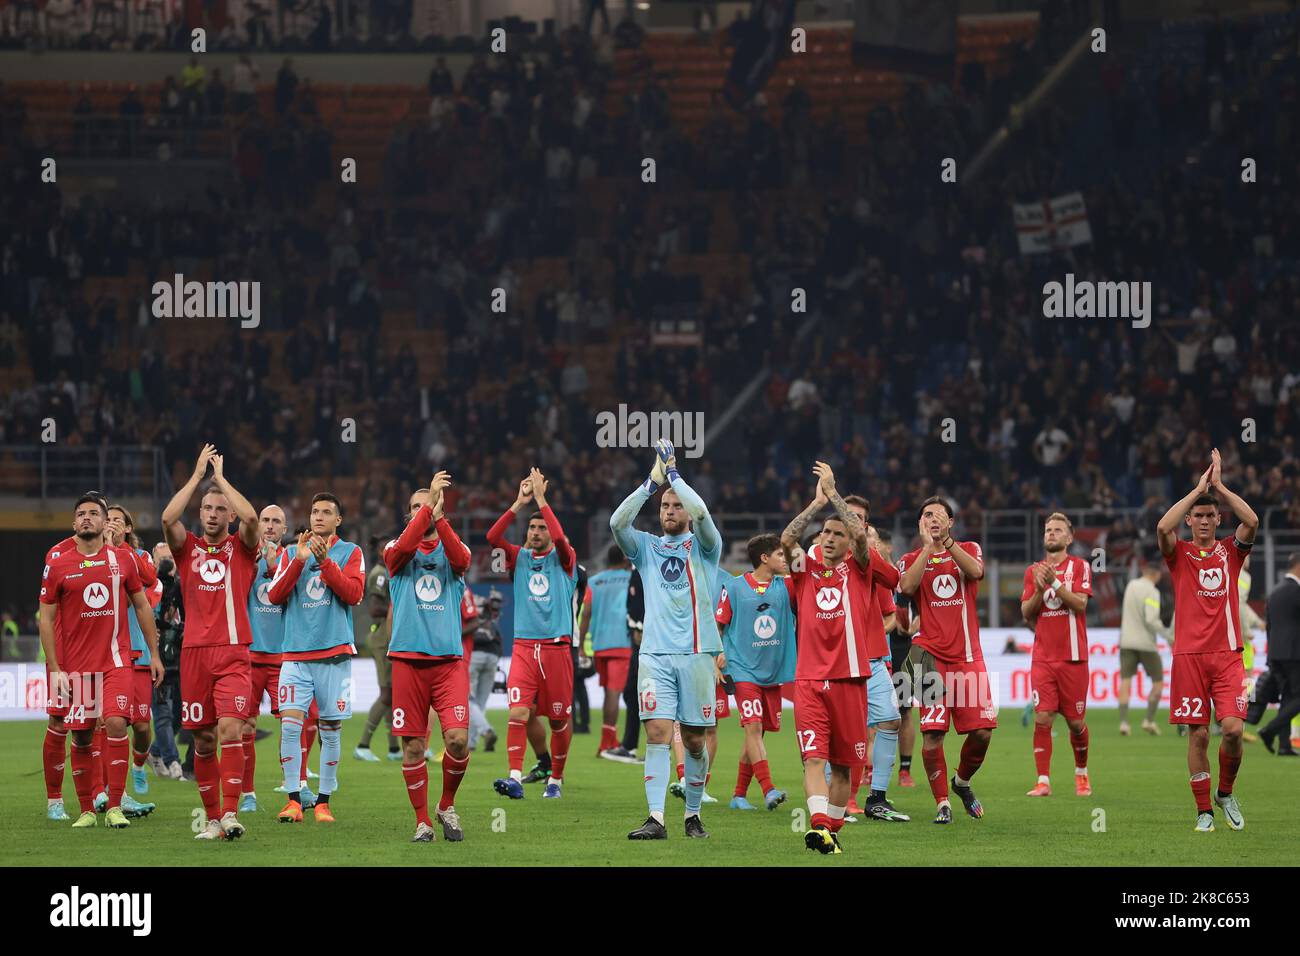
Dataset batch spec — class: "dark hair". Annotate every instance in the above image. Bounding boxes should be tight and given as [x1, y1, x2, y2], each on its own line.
[875, 527, 892, 544]
[1190, 494, 1219, 510]
[917, 496, 954, 521]
[107, 504, 141, 550]
[606, 544, 625, 566]
[74, 491, 108, 517]
[312, 492, 344, 517]
[844, 494, 870, 519]
[746, 533, 782, 569]
[527, 511, 547, 527]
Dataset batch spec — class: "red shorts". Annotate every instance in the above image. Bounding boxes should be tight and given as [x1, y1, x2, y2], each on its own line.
[462, 635, 473, 663]
[1169, 651, 1248, 725]
[250, 662, 281, 717]
[507, 641, 574, 721]
[914, 651, 999, 734]
[734, 682, 782, 733]
[1031, 658, 1088, 718]
[132, 667, 154, 723]
[46, 664, 69, 719]
[391, 657, 470, 739]
[55, 667, 134, 731]
[595, 648, 633, 692]
[793, 677, 868, 767]
[181, 643, 253, 729]
[714, 682, 731, 719]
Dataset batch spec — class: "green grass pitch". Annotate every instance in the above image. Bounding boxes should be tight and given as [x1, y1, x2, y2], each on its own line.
[1, 709, 1293, 866]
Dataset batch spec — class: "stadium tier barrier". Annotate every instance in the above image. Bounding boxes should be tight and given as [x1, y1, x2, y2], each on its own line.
[0, 628, 1269, 721]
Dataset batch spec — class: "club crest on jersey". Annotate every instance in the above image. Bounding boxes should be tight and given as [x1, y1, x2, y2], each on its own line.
[1075, 701, 1084, 715]
[701, 704, 712, 719]
[551, 701, 563, 716]
[932, 574, 958, 599]
[855, 741, 866, 759]
[660, 556, 685, 582]
[234, 695, 247, 712]
[116, 695, 129, 711]
[336, 698, 347, 712]
[454, 705, 466, 721]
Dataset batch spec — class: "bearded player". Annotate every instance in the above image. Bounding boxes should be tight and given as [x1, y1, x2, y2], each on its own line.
[162, 445, 261, 840]
[898, 497, 996, 825]
[781, 462, 899, 854]
[489, 467, 578, 800]
[268, 493, 366, 823]
[611, 440, 722, 840]
[1156, 449, 1257, 832]
[386, 471, 473, 842]
[1020, 513, 1092, 798]
[39, 494, 163, 829]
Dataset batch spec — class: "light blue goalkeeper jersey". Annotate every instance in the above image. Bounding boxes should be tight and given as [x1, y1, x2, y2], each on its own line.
[609, 472, 722, 656]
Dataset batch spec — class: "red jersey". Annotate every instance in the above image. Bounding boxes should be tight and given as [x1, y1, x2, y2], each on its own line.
[1020, 554, 1092, 662]
[899, 541, 984, 663]
[39, 544, 142, 672]
[1164, 537, 1250, 654]
[461, 588, 478, 624]
[170, 531, 257, 647]
[791, 549, 899, 681]
[872, 583, 895, 659]
[39, 535, 79, 648]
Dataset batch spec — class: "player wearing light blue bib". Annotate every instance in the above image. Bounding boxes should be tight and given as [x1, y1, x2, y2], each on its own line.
[715, 533, 796, 813]
[242, 504, 288, 813]
[266, 493, 365, 822]
[610, 440, 721, 840]
[584, 545, 634, 758]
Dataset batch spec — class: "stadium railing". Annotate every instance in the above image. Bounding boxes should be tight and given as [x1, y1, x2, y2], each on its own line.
[0, 445, 168, 505]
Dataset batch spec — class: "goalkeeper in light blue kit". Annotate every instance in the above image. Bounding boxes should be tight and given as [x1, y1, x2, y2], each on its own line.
[610, 440, 722, 840]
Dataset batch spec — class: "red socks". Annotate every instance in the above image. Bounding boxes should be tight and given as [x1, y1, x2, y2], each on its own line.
[242, 731, 257, 793]
[132, 746, 148, 769]
[957, 734, 989, 781]
[676, 762, 685, 782]
[506, 719, 527, 773]
[753, 758, 775, 795]
[849, 765, 863, 804]
[600, 724, 618, 751]
[402, 761, 432, 826]
[922, 746, 949, 803]
[194, 749, 221, 820]
[219, 741, 245, 815]
[1190, 772, 1212, 812]
[70, 743, 96, 812]
[440, 751, 469, 810]
[1218, 746, 1241, 795]
[734, 760, 753, 797]
[549, 723, 571, 781]
[44, 728, 68, 799]
[1071, 724, 1089, 769]
[810, 812, 831, 831]
[105, 735, 129, 809]
[1033, 724, 1052, 777]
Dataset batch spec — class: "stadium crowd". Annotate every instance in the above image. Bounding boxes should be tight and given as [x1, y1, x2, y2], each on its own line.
[3, 10, 1300, 597]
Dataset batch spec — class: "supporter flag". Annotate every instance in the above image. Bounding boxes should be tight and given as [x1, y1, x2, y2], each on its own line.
[1013, 192, 1093, 256]
[722, 0, 798, 110]
[852, 0, 958, 79]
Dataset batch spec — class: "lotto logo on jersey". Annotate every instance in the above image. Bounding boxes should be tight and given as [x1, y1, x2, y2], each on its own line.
[83, 582, 110, 610]
[660, 556, 685, 582]
[754, 614, 777, 639]
[199, 559, 226, 584]
[932, 574, 958, 600]
[1198, 568, 1225, 591]
[815, 587, 841, 611]
[305, 575, 327, 601]
[528, 573, 550, 597]
[415, 574, 444, 602]
[453, 705, 466, 721]
[854, 741, 866, 759]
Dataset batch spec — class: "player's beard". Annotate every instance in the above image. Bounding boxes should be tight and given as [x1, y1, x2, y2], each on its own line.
[1046, 543, 1065, 555]
[76, 528, 102, 544]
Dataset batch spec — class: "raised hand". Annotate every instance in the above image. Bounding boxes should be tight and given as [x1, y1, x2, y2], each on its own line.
[813, 460, 836, 498]
[294, 530, 312, 562]
[528, 467, 548, 504]
[310, 533, 329, 561]
[430, 470, 451, 498]
[516, 477, 533, 507]
[1210, 448, 1222, 488]
[193, 443, 217, 480]
[210, 453, 225, 481]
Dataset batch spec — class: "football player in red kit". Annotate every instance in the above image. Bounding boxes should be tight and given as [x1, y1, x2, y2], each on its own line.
[1156, 449, 1257, 832]
[1020, 513, 1092, 798]
[898, 497, 996, 825]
